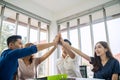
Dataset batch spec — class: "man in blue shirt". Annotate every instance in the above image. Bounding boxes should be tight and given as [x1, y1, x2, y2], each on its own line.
[0, 34, 60, 80]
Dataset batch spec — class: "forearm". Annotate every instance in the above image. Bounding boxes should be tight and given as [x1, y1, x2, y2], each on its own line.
[60, 38, 75, 58]
[39, 46, 56, 63]
[71, 46, 91, 61]
[62, 44, 75, 59]
[9, 45, 37, 59]
[36, 42, 55, 51]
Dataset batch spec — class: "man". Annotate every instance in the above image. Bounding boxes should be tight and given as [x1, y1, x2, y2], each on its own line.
[56, 38, 82, 78]
[0, 34, 60, 80]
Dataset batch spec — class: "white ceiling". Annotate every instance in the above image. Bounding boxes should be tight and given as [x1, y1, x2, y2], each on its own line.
[31, 0, 112, 14]
[31, 0, 85, 13]
[5, 0, 112, 20]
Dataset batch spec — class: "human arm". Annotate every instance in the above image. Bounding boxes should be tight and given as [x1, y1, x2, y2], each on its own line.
[8, 33, 60, 59]
[60, 38, 75, 59]
[37, 46, 57, 64]
[111, 59, 120, 80]
[71, 46, 91, 62]
[112, 74, 118, 80]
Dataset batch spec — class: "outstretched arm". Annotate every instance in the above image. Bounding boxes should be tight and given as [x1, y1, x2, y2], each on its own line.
[36, 33, 60, 51]
[37, 46, 57, 64]
[71, 46, 91, 62]
[9, 33, 60, 59]
[60, 38, 75, 59]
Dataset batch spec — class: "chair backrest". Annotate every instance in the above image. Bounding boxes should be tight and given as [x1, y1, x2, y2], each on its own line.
[118, 73, 120, 80]
[79, 65, 87, 78]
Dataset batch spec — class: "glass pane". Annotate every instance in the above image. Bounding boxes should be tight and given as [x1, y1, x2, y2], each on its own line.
[31, 18, 38, 28]
[60, 22, 67, 31]
[41, 22, 47, 30]
[38, 31, 48, 77]
[70, 29, 78, 48]
[69, 19, 77, 27]
[19, 14, 28, 24]
[107, 18, 120, 56]
[30, 28, 37, 43]
[92, 10, 103, 21]
[17, 25, 27, 44]
[61, 31, 67, 39]
[81, 26, 92, 56]
[40, 31, 47, 43]
[79, 15, 89, 25]
[4, 8, 16, 22]
[93, 22, 107, 45]
[80, 26, 93, 78]
[0, 21, 16, 52]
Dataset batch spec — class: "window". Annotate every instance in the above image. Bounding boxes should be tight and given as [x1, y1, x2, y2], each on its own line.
[0, 8, 16, 52]
[17, 25, 27, 44]
[70, 28, 78, 48]
[107, 18, 120, 55]
[93, 22, 107, 45]
[1, 21, 16, 51]
[30, 28, 37, 43]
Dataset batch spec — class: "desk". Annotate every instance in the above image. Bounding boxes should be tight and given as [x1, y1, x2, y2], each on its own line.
[26, 78, 104, 80]
[67, 78, 104, 80]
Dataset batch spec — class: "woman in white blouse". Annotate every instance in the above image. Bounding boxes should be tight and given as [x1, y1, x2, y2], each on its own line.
[18, 43, 57, 80]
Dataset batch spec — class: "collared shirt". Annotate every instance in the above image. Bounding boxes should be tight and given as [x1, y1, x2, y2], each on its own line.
[90, 57, 120, 80]
[56, 55, 82, 77]
[0, 45, 37, 80]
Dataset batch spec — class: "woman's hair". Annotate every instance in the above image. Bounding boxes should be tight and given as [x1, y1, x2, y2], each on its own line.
[24, 43, 34, 64]
[92, 41, 114, 72]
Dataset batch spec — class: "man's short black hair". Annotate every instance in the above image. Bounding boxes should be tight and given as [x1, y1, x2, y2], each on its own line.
[7, 35, 22, 46]
[64, 39, 72, 45]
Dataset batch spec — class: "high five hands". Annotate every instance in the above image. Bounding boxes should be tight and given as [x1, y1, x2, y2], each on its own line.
[53, 33, 69, 47]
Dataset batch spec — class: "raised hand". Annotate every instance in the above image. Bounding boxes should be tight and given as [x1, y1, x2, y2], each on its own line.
[53, 33, 61, 45]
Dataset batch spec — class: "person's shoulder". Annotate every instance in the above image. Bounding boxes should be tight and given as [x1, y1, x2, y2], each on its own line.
[110, 58, 119, 64]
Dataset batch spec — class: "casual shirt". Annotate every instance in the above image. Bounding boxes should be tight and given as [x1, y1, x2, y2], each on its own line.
[56, 55, 82, 77]
[0, 45, 37, 80]
[90, 57, 120, 80]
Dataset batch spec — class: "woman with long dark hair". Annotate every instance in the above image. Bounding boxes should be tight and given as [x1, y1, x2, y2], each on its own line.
[62, 40, 120, 80]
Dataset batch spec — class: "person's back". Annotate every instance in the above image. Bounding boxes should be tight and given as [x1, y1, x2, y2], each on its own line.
[0, 46, 37, 80]
[0, 49, 19, 80]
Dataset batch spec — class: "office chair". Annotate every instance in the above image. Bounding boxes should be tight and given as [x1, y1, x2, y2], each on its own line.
[79, 65, 87, 78]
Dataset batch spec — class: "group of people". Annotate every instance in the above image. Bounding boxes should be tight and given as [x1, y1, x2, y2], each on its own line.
[0, 33, 120, 80]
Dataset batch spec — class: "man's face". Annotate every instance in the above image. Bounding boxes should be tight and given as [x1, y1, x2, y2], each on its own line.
[9, 39, 23, 49]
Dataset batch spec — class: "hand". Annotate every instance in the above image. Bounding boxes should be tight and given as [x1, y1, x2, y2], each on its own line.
[53, 33, 61, 45]
[59, 37, 64, 45]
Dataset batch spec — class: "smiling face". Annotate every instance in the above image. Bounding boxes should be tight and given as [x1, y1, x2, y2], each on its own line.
[95, 43, 108, 57]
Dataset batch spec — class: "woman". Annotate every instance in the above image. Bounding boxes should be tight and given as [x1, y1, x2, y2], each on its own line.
[18, 43, 57, 80]
[62, 40, 120, 80]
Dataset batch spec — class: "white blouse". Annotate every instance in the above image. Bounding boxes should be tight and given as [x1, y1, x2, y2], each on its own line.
[56, 55, 82, 78]
[18, 58, 39, 80]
